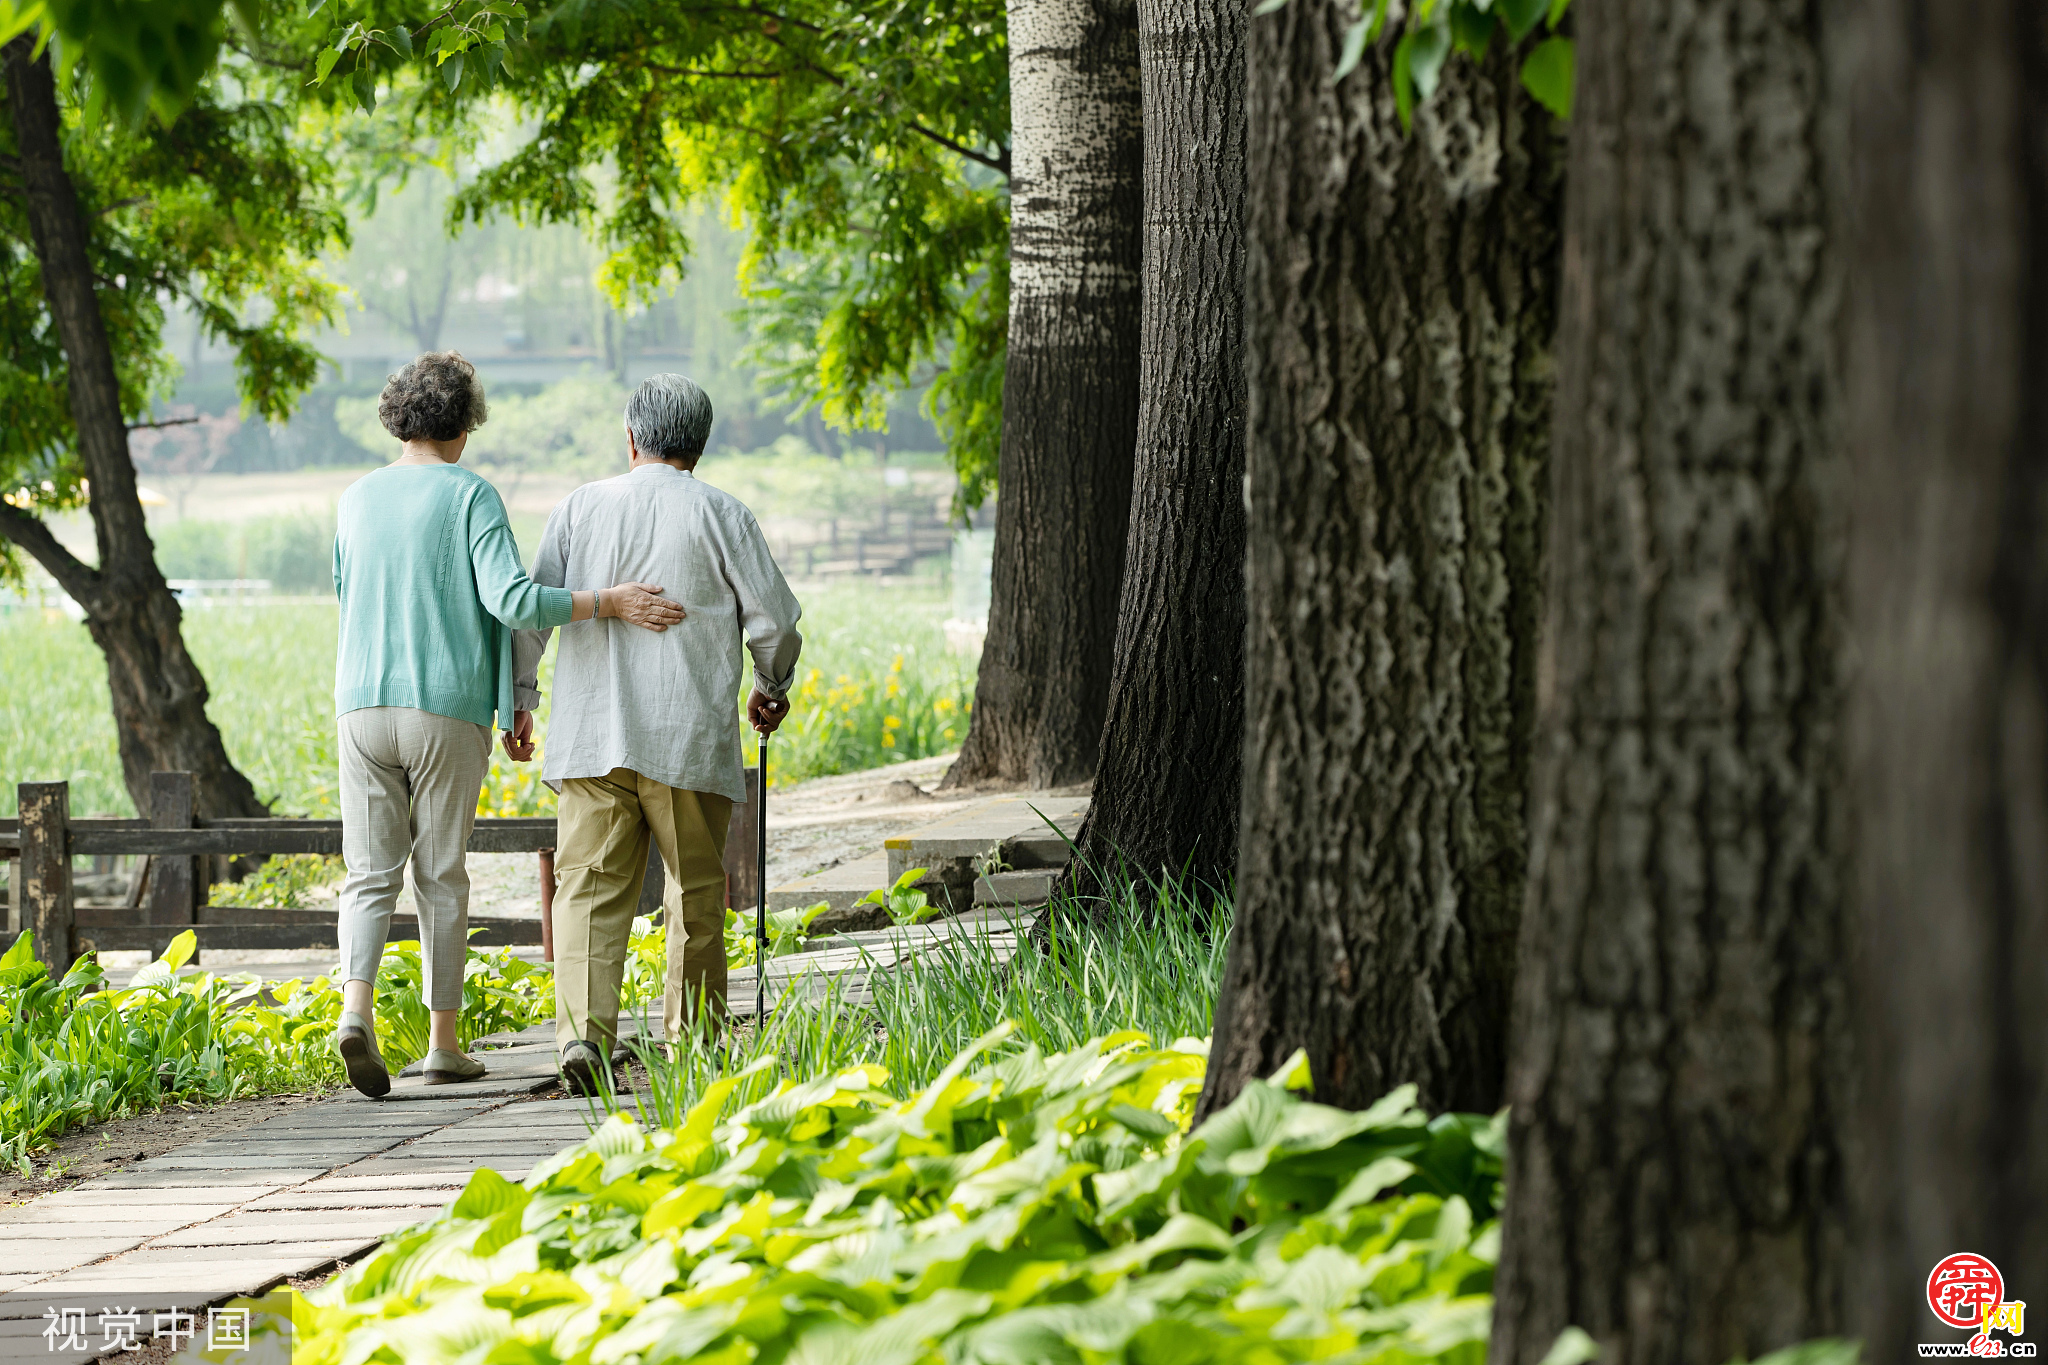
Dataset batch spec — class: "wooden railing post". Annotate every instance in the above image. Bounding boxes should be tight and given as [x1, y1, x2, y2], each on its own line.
[724, 765, 761, 910]
[147, 772, 197, 928]
[19, 782, 73, 971]
[637, 842, 666, 918]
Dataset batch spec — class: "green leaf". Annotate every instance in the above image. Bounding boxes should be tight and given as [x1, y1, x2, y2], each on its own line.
[1546, 0, 1572, 26]
[452, 1167, 531, 1221]
[0, 0, 45, 46]
[312, 47, 339, 83]
[387, 24, 412, 55]
[439, 50, 463, 90]
[1520, 35, 1574, 118]
[160, 930, 197, 973]
[304, 0, 325, 14]
[0, 929, 34, 974]
[1497, 0, 1548, 40]
[352, 65, 377, 112]
[1391, 29, 1416, 130]
[1408, 20, 1452, 102]
[1451, 6, 1496, 56]
[1332, 16, 1370, 82]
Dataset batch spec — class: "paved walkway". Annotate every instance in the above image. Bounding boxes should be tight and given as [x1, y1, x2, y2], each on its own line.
[0, 787, 1074, 1363]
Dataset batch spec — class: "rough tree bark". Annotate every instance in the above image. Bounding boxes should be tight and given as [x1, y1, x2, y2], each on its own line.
[1059, 0, 1246, 899]
[1487, 2, 1852, 1362]
[945, 0, 1142, 791]
[1197, 8, 1560, 1118]
[1839, 0, 2048, 1353]
[0, 40, 267, 822]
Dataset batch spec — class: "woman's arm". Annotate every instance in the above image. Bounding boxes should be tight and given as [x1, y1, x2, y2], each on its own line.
[470, 486, 681, 631]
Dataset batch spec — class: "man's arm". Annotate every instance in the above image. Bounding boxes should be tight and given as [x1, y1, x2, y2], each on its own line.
[724, 509, 804, 732]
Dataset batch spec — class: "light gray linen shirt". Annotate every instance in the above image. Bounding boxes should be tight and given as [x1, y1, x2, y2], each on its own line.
[513, 463, 803, 804]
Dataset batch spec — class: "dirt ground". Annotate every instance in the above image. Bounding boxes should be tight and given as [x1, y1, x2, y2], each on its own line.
[0, 1091, 336, 1205]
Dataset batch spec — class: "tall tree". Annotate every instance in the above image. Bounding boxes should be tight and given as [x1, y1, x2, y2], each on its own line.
[1199, 5, 1561, 1117]
[1486, 0, 1853, 1360]
[947, 0, 1143, 788]
[0, 38, 339, 820]
[1058, 0, 1246, 896]
[1839, 0, 2048, 1351]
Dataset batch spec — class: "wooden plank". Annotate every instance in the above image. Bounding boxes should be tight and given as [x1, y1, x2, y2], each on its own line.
[724, 765, 761, 910]
[70, 917, 545, 954]
[148, 771, 198, 929]
[67, 817, 561, 857]
[20, 782, 72, 970]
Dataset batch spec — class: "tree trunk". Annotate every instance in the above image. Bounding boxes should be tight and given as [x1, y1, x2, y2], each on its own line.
[1197, 9, 1560, 1119]
[1838, 0, 2048, 1353]
[1487, 2, 1852, 1362]
[1, 40, 267, 824]
[945, 0, 1142, 791]
[1058, 0, 1246, 900]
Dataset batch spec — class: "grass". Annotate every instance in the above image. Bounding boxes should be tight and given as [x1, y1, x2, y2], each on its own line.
[0, 580, 972, 817]
[622, 879, 1232, 1127]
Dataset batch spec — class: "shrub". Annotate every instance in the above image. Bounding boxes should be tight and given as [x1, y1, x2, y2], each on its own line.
[294, 1028, 1505, 1365]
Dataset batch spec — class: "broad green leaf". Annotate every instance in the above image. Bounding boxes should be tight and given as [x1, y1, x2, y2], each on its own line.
[387, 24, 412, 56]
[0, 0, 44, 46]
[1520, 35, 1574, 118]
[1332, 16, 1370, 82]
[1408, 19, 1452, 102]
[1450, 5, 1496, 56]
[160, 930, 197, 973]
[0, 929, 35, 974]
[1546, 0, 1572, 25]
[312, 47, 339, 83]
[452, 1167, 530, 1221]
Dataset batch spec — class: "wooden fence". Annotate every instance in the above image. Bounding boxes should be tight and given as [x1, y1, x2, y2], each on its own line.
[0, 769, 762, 970]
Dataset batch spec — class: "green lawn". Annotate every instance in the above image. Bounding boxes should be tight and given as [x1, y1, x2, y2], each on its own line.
[0, 581, 973, 818]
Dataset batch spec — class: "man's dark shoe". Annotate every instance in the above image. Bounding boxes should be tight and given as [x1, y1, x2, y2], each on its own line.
[336, 1011, 390, 1099]
[560, 1039, 610, 1097]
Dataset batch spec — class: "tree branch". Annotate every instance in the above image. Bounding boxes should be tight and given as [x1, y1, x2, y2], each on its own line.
[128, 416, 202, 431]
[750, 31, 1010, 177]
[0, 496, 101, 606]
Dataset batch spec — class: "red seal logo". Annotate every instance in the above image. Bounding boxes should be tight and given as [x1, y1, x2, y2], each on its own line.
[1929, 1253, 2006, 1331]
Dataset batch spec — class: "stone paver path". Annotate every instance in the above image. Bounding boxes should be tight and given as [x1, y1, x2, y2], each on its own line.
[0, 789, 1071, 1363]
[0, 1092, 618, 1363]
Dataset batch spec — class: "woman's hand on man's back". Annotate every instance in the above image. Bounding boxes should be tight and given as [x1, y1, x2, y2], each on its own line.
[604, 582, 686, 631]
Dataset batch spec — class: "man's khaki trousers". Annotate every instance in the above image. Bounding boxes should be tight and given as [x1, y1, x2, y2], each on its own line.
[553, 767, 732, 1053]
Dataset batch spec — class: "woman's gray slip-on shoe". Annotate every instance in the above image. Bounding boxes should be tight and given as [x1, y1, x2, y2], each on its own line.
[422, 1049, 488, 1085]
[560, 1039, 608, 1097]
[335, 1012, 390, 1099]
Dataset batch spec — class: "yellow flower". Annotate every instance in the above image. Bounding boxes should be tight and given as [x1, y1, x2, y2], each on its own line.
[881, 734, 896, 748]
[883, 715, 902, 730]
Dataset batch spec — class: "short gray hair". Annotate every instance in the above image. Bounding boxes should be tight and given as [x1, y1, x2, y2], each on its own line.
[626, 374, 713, 462]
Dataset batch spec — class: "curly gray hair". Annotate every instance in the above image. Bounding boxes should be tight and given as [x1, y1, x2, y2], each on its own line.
[378, 351, 489, 443]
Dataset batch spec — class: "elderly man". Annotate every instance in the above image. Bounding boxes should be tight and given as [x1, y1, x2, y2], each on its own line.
[513, 373, 801, 1093]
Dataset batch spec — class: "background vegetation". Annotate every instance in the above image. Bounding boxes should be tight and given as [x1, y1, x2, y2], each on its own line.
[0, 578, 970, 818]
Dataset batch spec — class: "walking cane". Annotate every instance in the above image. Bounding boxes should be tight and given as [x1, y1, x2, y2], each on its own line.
[755, 730, 769, 1023]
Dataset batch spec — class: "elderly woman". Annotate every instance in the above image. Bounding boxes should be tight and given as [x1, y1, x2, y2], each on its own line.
[330, 351, 681, 1099]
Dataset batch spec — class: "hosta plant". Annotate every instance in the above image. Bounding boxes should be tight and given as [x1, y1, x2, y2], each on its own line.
[291, 1024, 1505, 1365]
